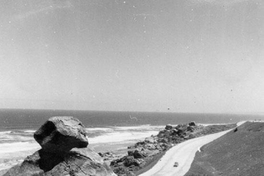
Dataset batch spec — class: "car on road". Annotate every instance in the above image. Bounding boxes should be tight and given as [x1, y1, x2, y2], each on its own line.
[173, 162, 179, 167]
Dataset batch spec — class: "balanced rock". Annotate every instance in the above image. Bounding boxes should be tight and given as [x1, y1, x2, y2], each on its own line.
[34, 116, 88, 153]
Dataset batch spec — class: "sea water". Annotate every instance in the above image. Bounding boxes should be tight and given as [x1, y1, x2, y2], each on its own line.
[0, 109, 263, 171]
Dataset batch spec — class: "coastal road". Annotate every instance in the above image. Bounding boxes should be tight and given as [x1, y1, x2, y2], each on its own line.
[139, 121, 246, 176]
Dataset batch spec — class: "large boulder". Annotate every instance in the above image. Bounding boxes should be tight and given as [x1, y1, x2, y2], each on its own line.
[165, 124, 173, 130]
[4, 148, 116, 176]
[189, 121, 196, 126]
[34, 116, 88, 153]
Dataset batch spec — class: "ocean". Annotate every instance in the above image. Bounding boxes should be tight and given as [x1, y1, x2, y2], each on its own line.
[0, 109, 263, 172]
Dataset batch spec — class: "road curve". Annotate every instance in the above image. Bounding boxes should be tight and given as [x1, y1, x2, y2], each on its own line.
[139, 122, 246, 176]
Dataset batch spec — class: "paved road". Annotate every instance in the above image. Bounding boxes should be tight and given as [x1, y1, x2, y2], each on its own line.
[139, 121, 248, 176]
[139, 130, 231, 176]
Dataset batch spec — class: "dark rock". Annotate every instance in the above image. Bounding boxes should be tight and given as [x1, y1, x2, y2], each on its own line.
[123, 156, 140, 167]
[189, 121, 196, 126]
[165, 124, 173, 130]
[157, 130, 171, 138]
[160, 143, 170, 150]
[145, 143, 157, 150]
[145, 137, 156, 143]
[34, 116, 88, 153]
[128, 150, 146, 159]
[171, 129, 179, 135]
[187, 126, 194, 132]
[4, 148, 116, 176]
[176, 128, 184, 135]
[158, 138, 169, 143]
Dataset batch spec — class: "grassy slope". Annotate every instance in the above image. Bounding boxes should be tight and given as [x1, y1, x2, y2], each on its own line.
[185, 122, 264, 176]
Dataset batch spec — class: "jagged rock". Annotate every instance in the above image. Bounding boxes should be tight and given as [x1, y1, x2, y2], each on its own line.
[145, 143, 157, 150]
[145, 136, 156, 143]
[176, 128, 184, 135]
[99, 152, 119, 162]
[172, 129, 179, 135]
[123, 156, 140, 167]
[34, 116, 88, 153]
[187, 126, 194, 132]
[128, 150, 146, 159]
[189, 121, 196, 126]
[4, 147, 116, 176]
[158, 138, 169, 143]
[165, 124, 173, 130]
[157, 129, 171, 138]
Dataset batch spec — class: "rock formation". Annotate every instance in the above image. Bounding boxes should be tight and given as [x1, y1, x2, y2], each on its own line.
[34, 116, 88, 153]
[4, 116, 116, 176]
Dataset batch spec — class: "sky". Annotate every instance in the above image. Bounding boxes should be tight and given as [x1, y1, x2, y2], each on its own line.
[0, 0, 264, 113]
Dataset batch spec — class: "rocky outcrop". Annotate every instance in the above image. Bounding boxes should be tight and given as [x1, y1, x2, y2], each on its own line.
[165, 124, 173, 130]
[4, 116, 116, 176]
[189, 121, 196, 126]
[34, 116, 88, 153]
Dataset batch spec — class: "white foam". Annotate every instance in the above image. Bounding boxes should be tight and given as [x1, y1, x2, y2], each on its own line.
[0, 142, 39, 156]
[89, 130, 158, 144]
[0, 134, 32, 142]
[114, 125, 164, 131]
[23, 130, 35, 133]
[198, 123, 233, 126]
[85, 127, 114, 132]
[114, 125, 152, 130]
[0, 131, 12, 135]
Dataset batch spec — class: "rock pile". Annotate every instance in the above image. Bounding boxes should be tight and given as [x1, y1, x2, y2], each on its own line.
[34, 116, 88, 153]
[4, 116, 116, 176]
[110, 122, 201, 175]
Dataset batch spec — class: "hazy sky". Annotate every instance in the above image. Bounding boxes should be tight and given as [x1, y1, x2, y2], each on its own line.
[0, 0, 264, 113]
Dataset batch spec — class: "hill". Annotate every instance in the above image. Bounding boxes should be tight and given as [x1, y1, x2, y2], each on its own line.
[185, 121, 264, 176]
